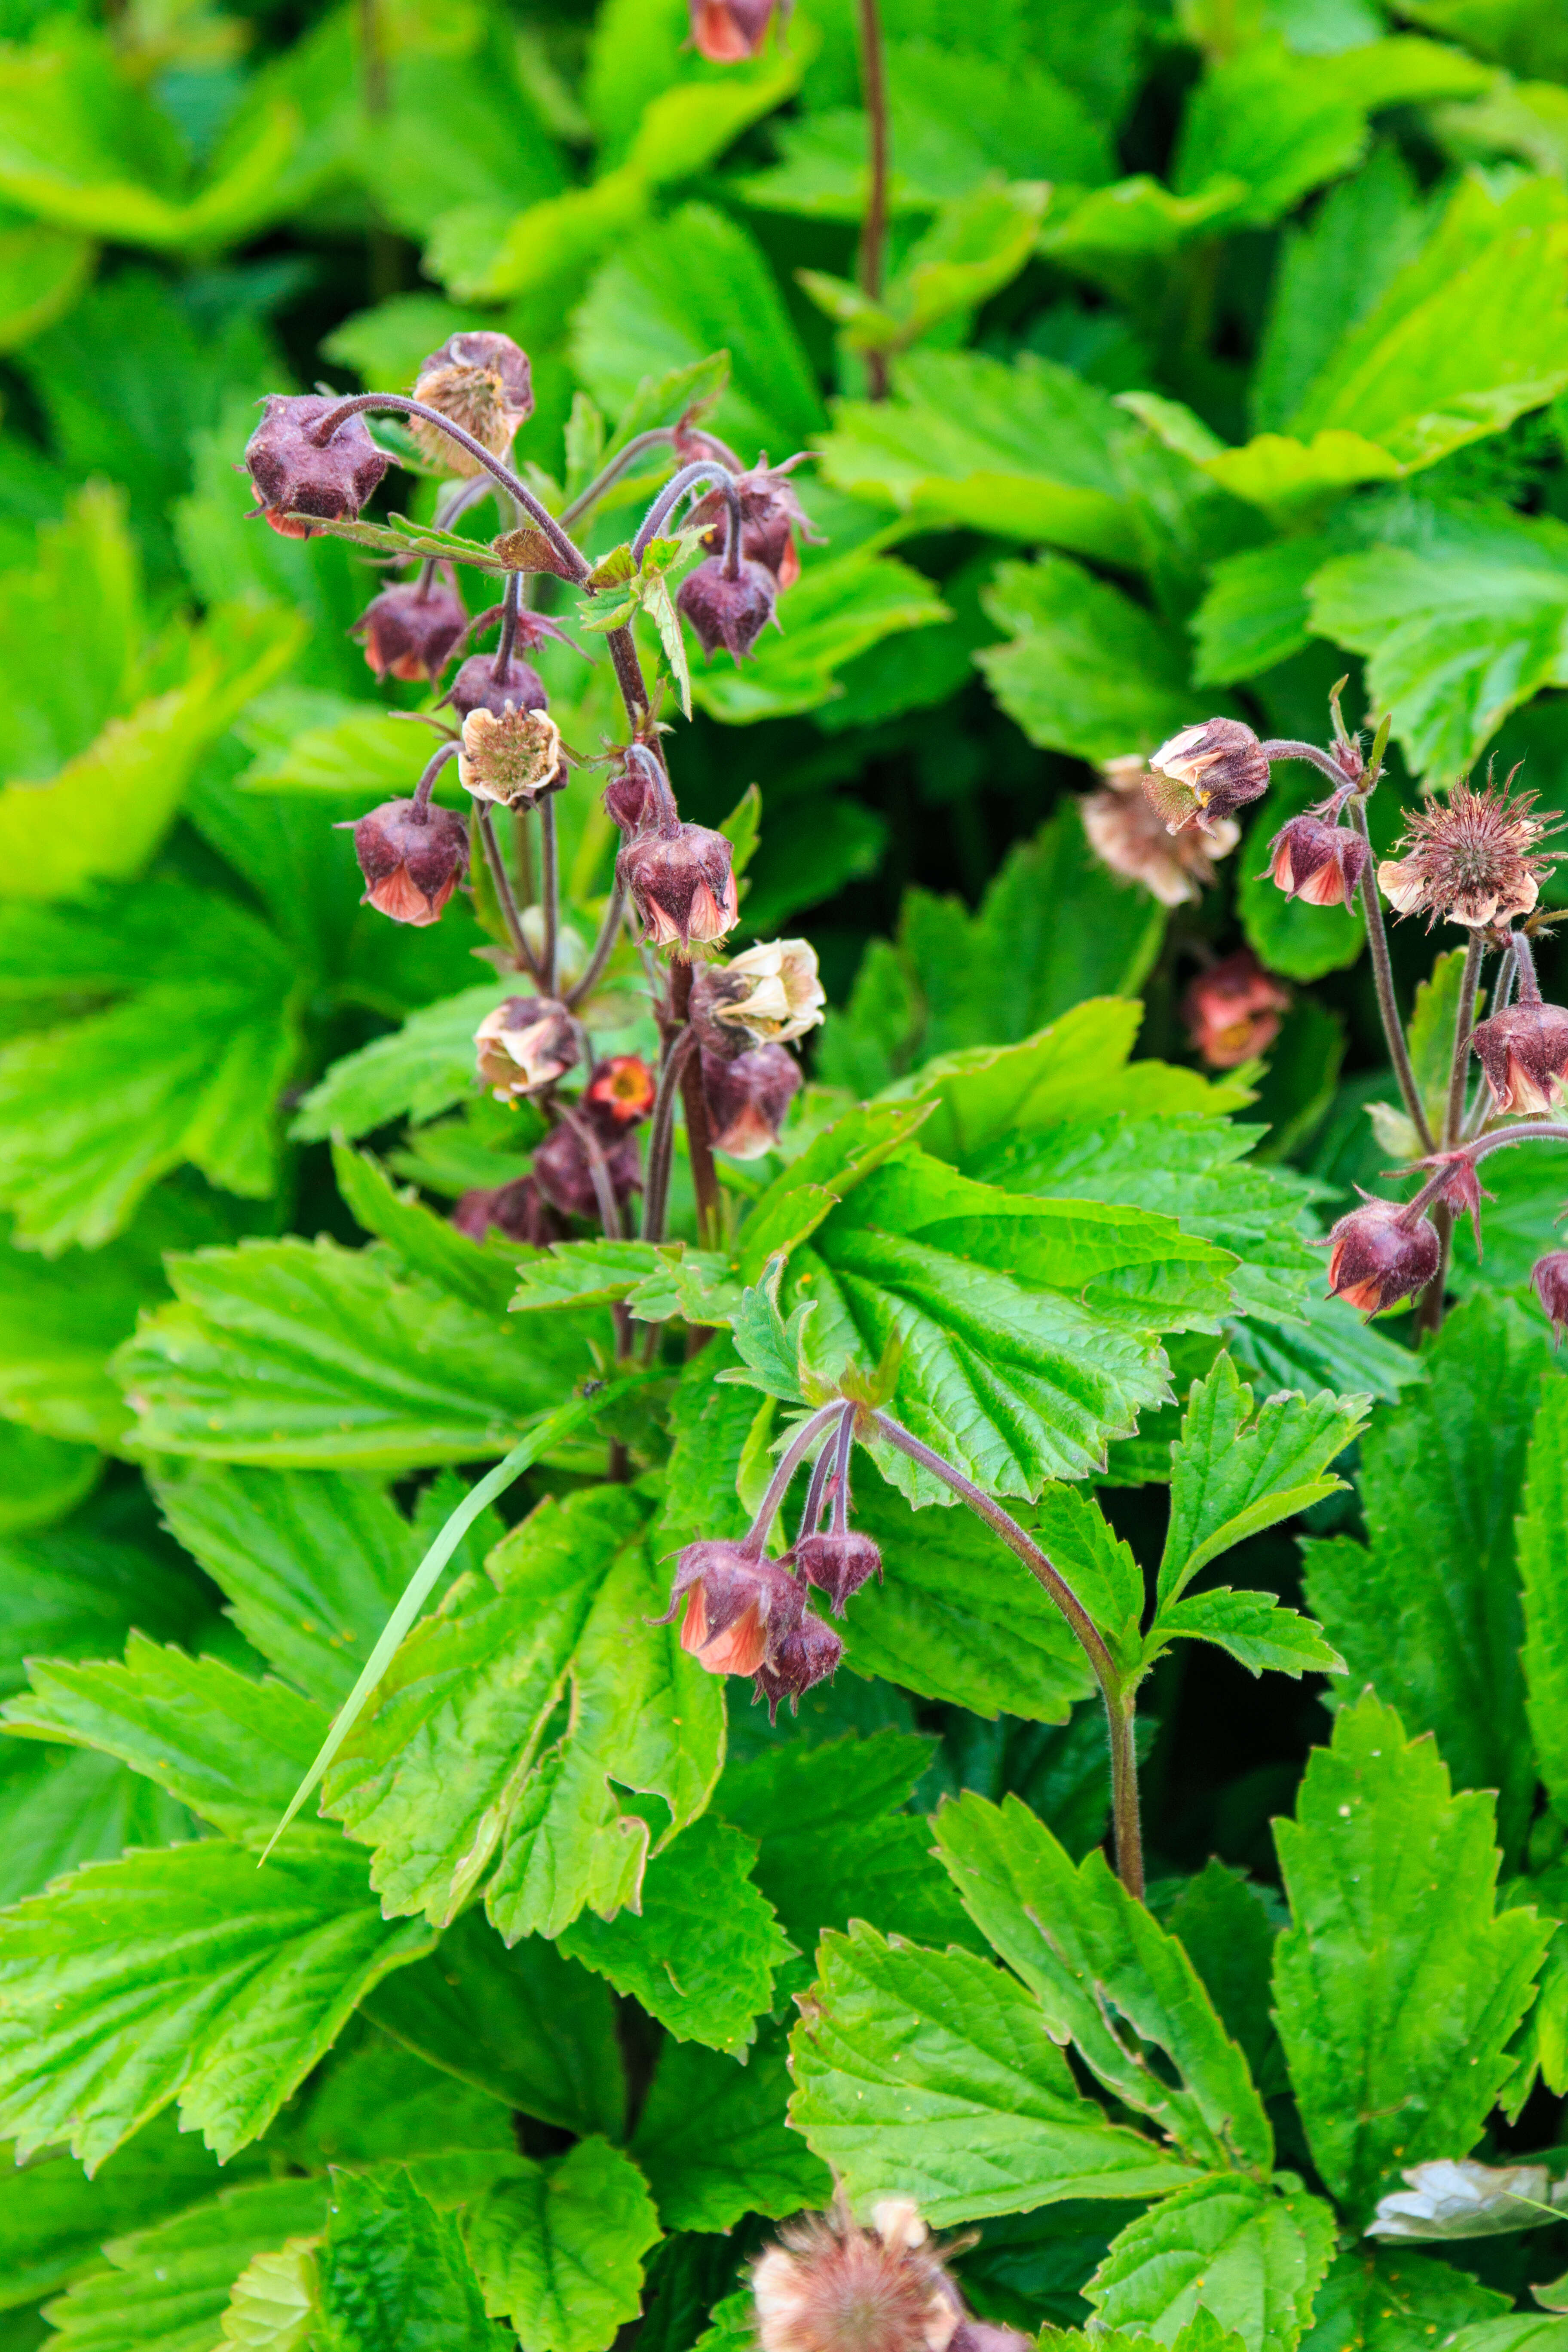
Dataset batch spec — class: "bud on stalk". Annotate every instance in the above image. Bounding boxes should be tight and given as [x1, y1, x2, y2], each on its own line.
[617, 822, 738, 954]
[657, 1540, 804, 1676]
[474, 998, 578, 1098]
[1325, 1198, 1441, 1316]
[353, 581, 467, 683]
[795, 1530, 882, 1616]
[677, 553, 778, 663]
[701, 1041, 801, 1158]
[349, 798, 468, 926]
[1469, 1000, 1568, 1117]
[443, 651, 548, 722]
[1144, 718, 1270, 833]
[243, 394, 389, 538]
[409, 331, 533, 474]
[1267, 814, 1369, 907]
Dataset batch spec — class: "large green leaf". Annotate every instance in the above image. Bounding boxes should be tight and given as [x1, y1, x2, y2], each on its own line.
[1298, 2247, 1510, 2352]
[322, 1484, 723, 1942]
[316, 2167, 499, 2352]
[0, 1839, 432, 2169]
[43, 2180, 331, 2352]
[0, 1741, 189, 1912]
[1303, 1295, 1557, 1862]
[1087, 2174, 1337, 2352]
[977, 552, 1192, 762]
[113, 1238, 602, 1470]
[627, 2026, 831, 2233]
[463, 2139, 661, 2352]
[789, 1923, 1196, 2223]
[1520, 1378, 1568, 1824]
[1272, 1692, 1552, 2225]
[0, 1526, 208, 1699]
[932, 1792, 1272, 2175]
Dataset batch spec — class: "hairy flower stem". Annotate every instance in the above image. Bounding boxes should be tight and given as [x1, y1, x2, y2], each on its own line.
[539, 796, 560, 998]
[745, 1403, 845, 1553]
[870, 1410, 1142, 1899]
[410, 738, 459, 815]
[567, 874, 628, 1011]
[1464, 940, 1517, 1142]
[640, 1027, 698, 1245]
[559, 426, 744, 533]
[1259, 739, 1354, 786]
[494, 564, 521, 674]
[1345, 796, 1436, 1153]
[556, 1104, 625, 1243]
[631, 461, 743, 567]
[476, 805, 541, 981]
[1403, 1120, 1568, 1225]
[1418, 934, 1487, 1335]
[670, 959, 721, 1246]
[797, 1412, 847, 1544]
[856, 0, 891, 400]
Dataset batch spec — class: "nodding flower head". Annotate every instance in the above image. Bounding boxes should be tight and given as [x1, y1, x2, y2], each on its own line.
[677, 554, 778, 663]
[352, 581, 467, 683]
[1144, 718, 1270, 833]
[687, 457, 815, 587]
[701, 1041, 801, 1158]
[1325, 1197, 1440, 1317]
[474, 997, 577, 1099]
[691, 939, 826, 1048]
[688, 0, 780, 61]
[603, 750, 666, 836]
[1532, 1250, 1568, 1347]
[1469, 999, 1568, 1117]
[658, 1540, 804, 1678]
[1268, 813, 1369, 908]
[410, 331, 533, 474]
[1182, 949, 1290, 1069]
[349, 798, 468, 926]
[1083, 756, 1238, 908]
[243, 394, 389, 538]
[584, 1054, 657, 1130]
[1378, 780, 1561, 929]
[617, 821, 738, 954]
[795, 1530, 882, 1617]
[751, 2197, 964, 2352]
[442, 651, 548, 723]
[459, 705, 565, 809]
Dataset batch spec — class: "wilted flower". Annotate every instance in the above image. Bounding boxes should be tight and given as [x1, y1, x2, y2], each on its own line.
[1143, 718, 1270, 833]
[352, 581, 467, 683]
[687, 457, 815, 588]
[752, 2197, 963, 2352]
[702, 1041, 801, 1157]
[530, 1119, 640, 1220]
[243, 394, 389, 539]
[459, 705, 564, 808]
[443, 650, 548, 722]
[1182, 949, 1290, 1068]
[452, 1175, 559, 1247]
[1378, 781, 1560, 929]
[658, 1540, 804, 1677]
[618, 821, 738, 953]
[349, 798, 468, 926]
[692, 939, 826, 1047]
[1368, 2159, 1567, 2241]
[1469, 999, 1568, 1115]
[474, 997, 577, 1098]
[796, 1530, 882, 1617]
[688, 0, 779, 61]
[1082, 756, 1238, 907]
[677, 554, 778, 662]
[1324, 1197, 1440, 1316]
[584, 1055, 657, 1127]
[1267, 813, 1369, 908]
[1533, 1251, 1568, 1346]
[410, 331, 533, 474]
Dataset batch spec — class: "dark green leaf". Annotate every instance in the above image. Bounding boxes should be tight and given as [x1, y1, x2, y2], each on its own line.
[43, 2180, 330, 2352]
[1087, 2174, 1337, 2352]
[318, 2167, 499, 2352]
[462, 2139, 661, 2352]
[1298, 2247, 1510, 2352]
[628, 2026, 831, 2233]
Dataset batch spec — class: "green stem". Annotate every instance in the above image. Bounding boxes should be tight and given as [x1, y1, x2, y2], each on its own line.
[1417, 932, 1485, 1337]
[1347, 797, 1435, 1154]
[856, 0, 891, 401]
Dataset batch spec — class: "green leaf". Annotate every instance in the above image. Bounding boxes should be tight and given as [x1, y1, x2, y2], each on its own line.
[0, 1839, 432, 2170]
[43, 2181, 330, 2352]
[1166, 1861, 1282, 2095]
[1156, 1357, 1366, 1609]
[1194, 537, 1334, 687]
[1087, 2174, 1337, 2352]
[3, 1636, 325, 1840]
[1174, 41, 1367, 228]
[114, 1237, 602, 1470]
[0, 1525, 209, 1700]
[977, 551, 1193, 762]
[317, 2167, 498, 2352]
[932, 1792, 1272, 2175]
[0, 1423, 98, 1535]
[291, 986, 507, 1143]
[628, 2025, 831, 2233]
[222, 2238, 318, 2352]
[362, 1910, 624, 2140]
[0, 1740, 189, 1913]
[1521, 1379, 1568, 1824]
[463, 2138, 661, 2352]
[331, 1145, 521, 1317]
[1297, 2247, 1510, 2352]
[559, 1814, 791, 2058]
[689, 547, 949, 726]
[239, 702, 429, 799]
[788, 1922, 1197, 2224]
[1152, 1588, 1346, 1680]
[1272, 1690, 1553, 2224]
[1302, 1295, 1557, 1862]
[322, 1484, 722, 1941]
[278, 2028, 515, 2171]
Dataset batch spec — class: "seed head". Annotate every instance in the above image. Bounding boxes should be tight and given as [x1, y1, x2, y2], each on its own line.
[349, 798, 468, 926]
[1144, 718, 1270, 832]
[1533, 1251, 1568, 1347]
[352, 581, 467, 683]
[702, 1041, 801, 1158]
[1082, 756, 1239, 906]
[691, 939, 826, 1047]
[1267, 813, 1369, 908]
[1325, 1197, 1440, 1317]
[442, 651, 548, 723]
[459, 705, 565, 808]
[752, 2199, 962, 2352]
[243, 394, 389, 538]
[617, 822, 738, 955]
[1378, 781, 1561, 929]
[796, 1530, 882, 1616]
[753, 1609, 844, 1721]
[1182, 949, 1290, 1069]
[1469, 999, 1568, 1116]
[410, 331, 533, 474]
[474, 997, 578, 1099]
[677, 554, 778, 663]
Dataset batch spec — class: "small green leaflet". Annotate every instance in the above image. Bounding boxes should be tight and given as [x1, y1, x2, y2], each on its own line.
[1087, 2174, 1337, 2352]
[316, 2168, 498, 2352]
[43, 2181, 330, 2352]
[628, 2027, 831, 2233]
[464, 2139, 661, 2352]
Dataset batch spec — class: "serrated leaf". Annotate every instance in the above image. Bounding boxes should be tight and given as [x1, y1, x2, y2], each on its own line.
[332, 1145, 521, 1317]
[789, 1923, 1197, 2224]
[220, 2239, 319, 2352]
[1157, 1357, 1366, 1610]
[0, 1740, 189, 1913]
[0, 1524, 209, 1701]
[317, 2168, 498, 2352]
[628, 2025, 831, 2233]
[291, 987, 505, 1143]
[1519, 1380, 1568, 1825]
[1272, 1691, 1553, 2224]
[559, 1814, 791, 2058]
[43, 2181, 330, 2352]
[286, 511, 511, 572]
[0, 1840, 432, 2169]
[1298, 2246, 1510, 2352]
[1087, 2174, 1337, 2352]
[932, 1792, 1272, 2175]
[1152, 1588, 1346, 1680]
[463, 2138, 661, 2352]
[977, 551, 1192, 762]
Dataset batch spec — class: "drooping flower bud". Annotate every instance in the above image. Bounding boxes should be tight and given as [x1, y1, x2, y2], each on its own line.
[349, 798, 469, 926]
[442, 651, 548, 723]
[688, 459, 815, 588]
[688, 0, 779, 61]
[452, 1175, 559, 1247]
[617, 823, 738, 953]
[410, 332, 533, 475]
[753, 1610, 843, 1722]
[530, 1120, 640, 1221]
[702, 1042, 801, 1158]
[1182, 949, 1290, 1069]
[474, 997, 577, 1099]
[243, 394, 389, 539]
[1083, 756, 1238, 907]
[752, 2200, 962, 2352]
[677, 555, 778, 663]
[1532, 1251, 1568, 1346]
[352, 580, 467, 683]
[1377, 778, 1560, 928]
[459, 705, 565, 808]
[658, 1540, 804, 1678]
[1469, 1000, 1568, 1116]
[795, 1530, 881, 1617]
[691, 939, 826, 1048]
[1325, 1197, 1441, 1316]
[583, 1054, 657, 1130]
[1144, 718, 1270, 833]
[603, 754, 663, 835]
[1267, 814, 1369, 907]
